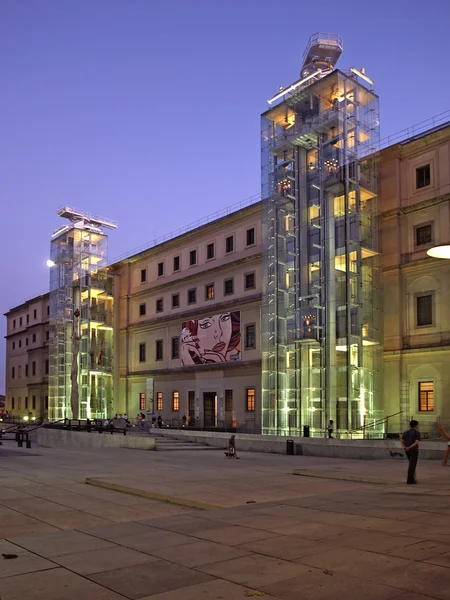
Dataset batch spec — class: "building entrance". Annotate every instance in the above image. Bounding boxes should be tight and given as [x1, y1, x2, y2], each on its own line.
[203, 392, 217, 427]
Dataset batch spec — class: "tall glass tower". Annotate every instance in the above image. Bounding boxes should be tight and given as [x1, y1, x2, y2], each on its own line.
[261, 33, 381, 436]
[48, 207, 117, 421]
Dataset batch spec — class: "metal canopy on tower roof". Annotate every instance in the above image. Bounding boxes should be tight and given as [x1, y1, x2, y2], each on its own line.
[57, 206, 117, 230]
[300, 32, 343, 77]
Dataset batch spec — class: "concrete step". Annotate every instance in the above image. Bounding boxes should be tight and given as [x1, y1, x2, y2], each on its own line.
[149, 434, 218, 451]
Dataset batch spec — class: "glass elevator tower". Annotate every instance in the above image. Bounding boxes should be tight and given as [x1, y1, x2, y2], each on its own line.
[261, 33, 382, 436]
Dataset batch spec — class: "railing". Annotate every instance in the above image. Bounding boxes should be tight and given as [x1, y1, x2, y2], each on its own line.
[343, 411, 403, 440]
[379, 110, 450, 149]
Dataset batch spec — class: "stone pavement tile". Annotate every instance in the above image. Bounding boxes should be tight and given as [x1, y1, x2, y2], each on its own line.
[262, 570, 402, 600]
[407, 528, 450, 545]
[0, 539, 56, 579]
[394, 594, 447, 600]
[89, 559, 214, 598]
[409, 513, 450, 527]
[302, 510, 419, 534]
[149, 540, 251, 567]
[251, 504, 326, 520]
[192, 525, 280, 546]
[81, 504, 155, 523]
[0, 567, 126, 600]
[272, 521, 350, 540]
[298, 547, 450, 599]
[83, 522, 194, 553]
[0, 519, 60, 538]
[0, 497, 71, 517]
[51, 545, 159, 575]
[139, 579, 281, 600]
[36, 509, 114, 530]
[34, 491, 114, 511]
[387, 540, 449, 561]
[217, 514, 298, 533]
[199, 554, 308, 588]
[239, 535, 329, 561]
[137, 514, 230, 534]
[0, 486, 34, 501]
[9, 530, 116, 558]
[424, 552, 450, 568]
[324, 530, 422, 552]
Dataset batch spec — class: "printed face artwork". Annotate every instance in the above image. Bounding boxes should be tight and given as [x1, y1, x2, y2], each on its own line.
[181, 311, 241, 365]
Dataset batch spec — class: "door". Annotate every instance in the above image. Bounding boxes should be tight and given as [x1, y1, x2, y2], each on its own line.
[203, 392, 217, 427]
[188, 391, 195, 424]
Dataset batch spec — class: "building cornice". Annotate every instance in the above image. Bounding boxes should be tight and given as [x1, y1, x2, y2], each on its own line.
[380, 193, 450, 220]
[384, 344, 450, 357]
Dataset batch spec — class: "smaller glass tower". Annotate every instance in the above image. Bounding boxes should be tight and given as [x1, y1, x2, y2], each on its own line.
[48, 207, 117, 420]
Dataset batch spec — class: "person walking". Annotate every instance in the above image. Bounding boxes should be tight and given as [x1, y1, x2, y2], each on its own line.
[401, 419, 420, 484]
[437, 423, 450, 466]
[157, 415, 163, 429]
[327, 420, 334, 439]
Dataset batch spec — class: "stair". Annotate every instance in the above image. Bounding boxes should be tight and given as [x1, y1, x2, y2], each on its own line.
[148, 431, 217, 451]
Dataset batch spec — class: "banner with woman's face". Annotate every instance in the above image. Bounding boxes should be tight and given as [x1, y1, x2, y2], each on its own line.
[181, 311, 241, 365]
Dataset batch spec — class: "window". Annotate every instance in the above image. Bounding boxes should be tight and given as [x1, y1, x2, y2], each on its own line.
[416, 294, 433, 327]
[26, 314, 29, 324]
[26, 337, 28, 346]
[245, 272, 256, 290]
[140, 268, 147, 283]
[156, 298, 164, 313]
[32, 361, 36, 376]
[46, 330, 49, 341]
[156, 392, 163, 411]
[33, 309, 37, 319]
[13, 319, 16, 329]
[205, 284, 214, 300]
[20, 317, 23, 326]
[19, 340, 22, 348]
[25, 397, 28, 410]
[246, 227, 255, 246]
[11, 398, 15, 410]
[246, 388, 255, 412]
[225, 389, 233, 412]
[47, 306, 50, 316]
[18, 365, 22, 378]
[25, 364, 29, 377]
[171, 336, 180, 359]
[32, 333, 36, 343]
[224, 278, 234, 295]
[157, 262, 164, 277]
[188, 288, 196, 304]
[12, 342, 15, 350]
[173, 255, 180, 272]
[245, 324, 256, 349]
[32, 396, 36, 410]
[226, 235, 234, 253]
[139, 392, 146, 411]
[156, 339, 163, 361]
[418, 381, 434, 411]
[416, 164, 430, 189]
[139, 303, 146, 317]
[12, 367, 15, 379]
[206, 243, 215, 260]
[415, 224, 432, 247]
[172, 391, 179, 411]
[45, 359, 49, 375]
[172, 294, 180, 309]
[189, 249, 197, 266]
[139, 343, 146, 363]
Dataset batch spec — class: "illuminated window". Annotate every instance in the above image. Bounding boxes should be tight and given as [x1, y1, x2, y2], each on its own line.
[418, 382, 434, 412]
[172, 391, 179, 411]
[139, 393, 146, 411]
[205, 284, 214, 300]
[156, 392, 163, 411]
[416, 164, 430, 189]
[246, 388, 255, 412]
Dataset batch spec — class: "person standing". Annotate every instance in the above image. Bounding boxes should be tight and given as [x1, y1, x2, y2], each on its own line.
[437, 423, 450, 466]
[401, 420, 420, 484]
[327, 420, 334, 439]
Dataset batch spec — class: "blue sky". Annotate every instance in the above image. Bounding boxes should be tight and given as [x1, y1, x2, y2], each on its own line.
[1, 0, 449, 393]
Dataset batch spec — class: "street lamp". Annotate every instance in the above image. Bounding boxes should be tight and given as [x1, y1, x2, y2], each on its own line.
[427, 245, 450, 259]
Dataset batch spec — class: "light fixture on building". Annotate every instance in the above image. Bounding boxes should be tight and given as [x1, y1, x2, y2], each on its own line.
[46, 259, 56, 267]
[426, 245, 450, 259]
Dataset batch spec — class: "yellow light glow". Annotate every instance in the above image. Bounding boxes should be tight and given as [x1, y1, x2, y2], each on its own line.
[427, 245, 450, 259]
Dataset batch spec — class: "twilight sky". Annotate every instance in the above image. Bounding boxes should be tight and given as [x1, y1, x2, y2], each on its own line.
[1, 0, 449, 393]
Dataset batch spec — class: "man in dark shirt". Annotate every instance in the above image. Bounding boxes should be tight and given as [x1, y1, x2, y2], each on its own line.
[402, 420, 420, 484]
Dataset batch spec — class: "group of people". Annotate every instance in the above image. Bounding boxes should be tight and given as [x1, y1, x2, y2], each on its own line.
[402, 420, 450, 484]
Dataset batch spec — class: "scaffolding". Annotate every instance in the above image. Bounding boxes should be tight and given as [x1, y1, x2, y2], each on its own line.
[261, 34, 382, 436]
[48, 208, 116, 420]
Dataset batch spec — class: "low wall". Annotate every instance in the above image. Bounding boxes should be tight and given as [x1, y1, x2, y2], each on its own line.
[37, 428, 156, 451]
[154, 429, 445, 460]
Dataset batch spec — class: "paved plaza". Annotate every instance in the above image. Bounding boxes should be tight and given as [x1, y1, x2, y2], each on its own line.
[1, 443, 450, 599]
